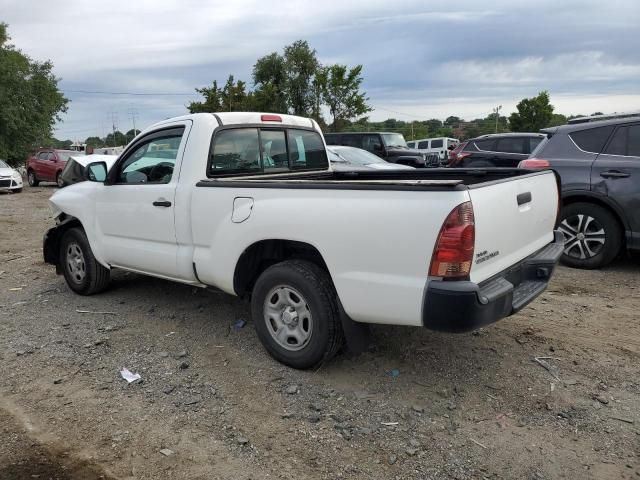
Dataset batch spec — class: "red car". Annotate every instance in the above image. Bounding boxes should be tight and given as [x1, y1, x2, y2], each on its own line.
[447, 141, 468, 165]
[27, 149, 79, 187]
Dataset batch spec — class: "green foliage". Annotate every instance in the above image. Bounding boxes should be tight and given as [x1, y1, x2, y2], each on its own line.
[190, 40, 370, 128]
[85, 136, 104, 148]
[0, 23, 68, 166]
[283, 40, 319, 116]
[548, 113, 567, 127]
[104, 130, 127, 147]
[323, 64, 371, 132]
[252, 52, 287, 113]
[509, 91, 554, 132]
[125, 129, 140, 143]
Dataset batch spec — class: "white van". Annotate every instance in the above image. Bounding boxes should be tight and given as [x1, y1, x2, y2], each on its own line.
[407, 137, 459, 162]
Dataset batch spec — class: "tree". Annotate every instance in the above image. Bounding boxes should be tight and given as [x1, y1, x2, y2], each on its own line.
[548, 113, 567, 127]
[0, 23, 68, 165]
[509, 91, 554, 132]
[283, 40, 319, 116]
[188, 80, 222, 113]
[252, 52, 288, 113]
[125, 129, 140, 143]
[85, 136, 103, 148]
[104, 130, 127, 147]
[322, 64, 371, 131]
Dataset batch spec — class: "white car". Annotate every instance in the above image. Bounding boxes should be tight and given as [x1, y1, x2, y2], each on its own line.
[0, 159, 23, 193]
[327, 146, 414, 171]
[44, 112, 563, 369]
[407, 137, 459, 163]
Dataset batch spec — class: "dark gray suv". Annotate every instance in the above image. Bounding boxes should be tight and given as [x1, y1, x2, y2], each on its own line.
[526, 115, 640, 269]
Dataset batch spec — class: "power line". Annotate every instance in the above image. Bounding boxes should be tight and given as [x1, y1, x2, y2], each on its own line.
[63, 89, 195, 96]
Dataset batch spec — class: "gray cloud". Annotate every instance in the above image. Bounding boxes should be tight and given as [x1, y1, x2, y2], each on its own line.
[1, 0, 638, 139]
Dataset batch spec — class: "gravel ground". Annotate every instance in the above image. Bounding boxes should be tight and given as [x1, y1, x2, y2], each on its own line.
[1, 185, 639, 480]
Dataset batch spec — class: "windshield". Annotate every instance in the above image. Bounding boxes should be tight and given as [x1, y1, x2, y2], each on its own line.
[0, 160, 9, 168]
[328, 146, 385, 166]
[381, 133, 407, 148]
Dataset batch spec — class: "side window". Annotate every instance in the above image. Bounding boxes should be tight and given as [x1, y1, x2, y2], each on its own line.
[570, 126, 614, 153]
[38, 152, 49, 160]
[287, 129, 328, 170]
[324, 135, 340, 146]
[628, 125, 640, 157]
[362, 134, 382, 152]
[529, 137, 543, 154]
[474, 139, 494, 151]
[407, 141, 415, 148]
[605, 127, 627, 156]
[341, 135, 363, 148]
[431, 139, 443, 149]
[418, 141, 429, 149]
[260, 130, 288, 170]
[47, 152, 56, 160]
[116, 128, 184, 184]
[210, 128, 260, 175]
[496, 137, 526, 154]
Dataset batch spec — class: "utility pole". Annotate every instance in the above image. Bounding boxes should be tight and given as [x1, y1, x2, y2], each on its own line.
[128, 107, 139, 142]
[493, 105, 502, 133]
[109, 112, 119, 147]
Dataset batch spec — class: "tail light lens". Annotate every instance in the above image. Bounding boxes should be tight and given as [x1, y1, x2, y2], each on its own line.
[429, 202, 475, 279]
[518, 158, 550, 169]
[261, 114, 282, 122]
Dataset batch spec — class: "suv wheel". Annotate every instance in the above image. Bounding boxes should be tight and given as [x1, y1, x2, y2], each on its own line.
[558, 202, 622, 269]
[251, 260, 344, 369]
[27, 170, 39, 187]
[56, 172, 64, 187]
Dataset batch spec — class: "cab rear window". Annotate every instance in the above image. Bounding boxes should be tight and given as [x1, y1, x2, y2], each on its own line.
[209, 128, 328, 176]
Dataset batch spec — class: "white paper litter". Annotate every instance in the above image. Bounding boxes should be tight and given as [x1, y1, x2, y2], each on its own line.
[120, 367, 141, 383]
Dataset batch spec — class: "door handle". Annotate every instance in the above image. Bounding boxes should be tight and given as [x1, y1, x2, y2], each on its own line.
[600, 170, 630, 179]
[152, 200, 172, 207]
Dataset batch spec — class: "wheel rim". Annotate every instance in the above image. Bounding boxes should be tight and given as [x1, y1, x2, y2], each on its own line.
[28, 172, 34, 185]
[57, 175, 63, 187]
[263, 286, 313, 352]
[66, 242, 86, 283]
[558, 214, 605, 260]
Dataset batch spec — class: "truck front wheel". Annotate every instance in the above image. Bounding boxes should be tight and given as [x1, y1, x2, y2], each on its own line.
[59, 227, 111, 295]
[251, 260, 344, 369]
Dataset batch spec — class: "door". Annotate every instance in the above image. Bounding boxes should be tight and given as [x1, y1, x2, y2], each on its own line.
[94, 125, 189, 278]
[591, 123, 640, 238]
[35, 151, 50, 179]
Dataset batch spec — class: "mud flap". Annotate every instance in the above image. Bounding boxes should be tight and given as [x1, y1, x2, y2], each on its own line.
[338, 301, 371, 354]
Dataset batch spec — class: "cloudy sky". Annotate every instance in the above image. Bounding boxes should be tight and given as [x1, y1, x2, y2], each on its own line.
[2, 0, 639, 140]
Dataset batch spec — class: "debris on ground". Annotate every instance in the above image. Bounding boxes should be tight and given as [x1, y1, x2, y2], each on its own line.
[119, 367, 141, 383]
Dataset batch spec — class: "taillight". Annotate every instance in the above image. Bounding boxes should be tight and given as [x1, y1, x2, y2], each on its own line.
[429, 202, 475, 279]
[518, 158, 550, 169]
[261, 114, 282, 122]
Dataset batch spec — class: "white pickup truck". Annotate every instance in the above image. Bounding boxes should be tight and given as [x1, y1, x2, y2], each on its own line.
[44, 112, 564, 368]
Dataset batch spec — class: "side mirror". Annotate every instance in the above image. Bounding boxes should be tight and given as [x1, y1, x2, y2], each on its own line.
[86, 161, 108, 182]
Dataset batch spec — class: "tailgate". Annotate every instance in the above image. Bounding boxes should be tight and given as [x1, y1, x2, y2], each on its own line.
[468, 170, 559, 284]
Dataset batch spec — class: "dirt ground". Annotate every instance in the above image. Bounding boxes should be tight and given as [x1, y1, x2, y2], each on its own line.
[1, 185, 638, 480]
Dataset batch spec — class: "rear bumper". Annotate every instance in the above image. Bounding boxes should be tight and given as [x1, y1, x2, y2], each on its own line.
[422, 230, 564, 332]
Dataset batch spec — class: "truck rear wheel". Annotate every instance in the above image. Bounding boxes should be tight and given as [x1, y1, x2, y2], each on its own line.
[59, 227, 111, 295]
[251, 260, 344, 369]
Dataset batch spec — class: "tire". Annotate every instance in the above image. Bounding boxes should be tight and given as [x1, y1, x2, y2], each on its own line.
[27, 170, 39, 187]
[251, 260, 344, 369]
[56, 171, 64, 188]
[59, 227, 111, 295]
[558, 202, 622, 269]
